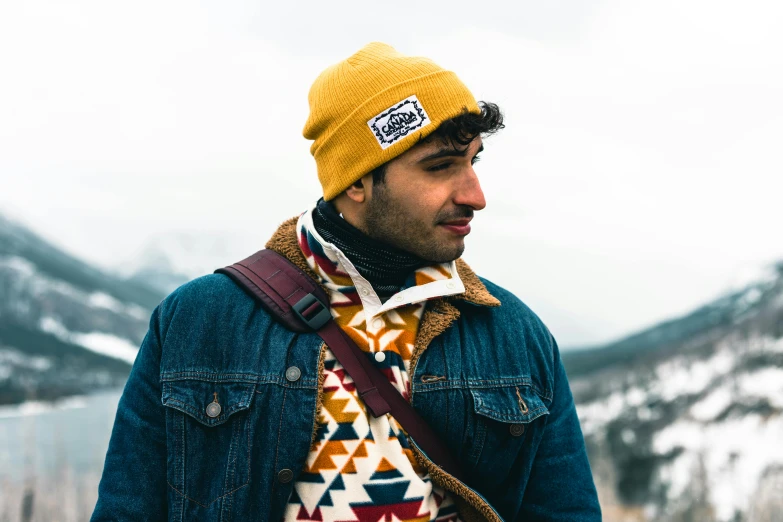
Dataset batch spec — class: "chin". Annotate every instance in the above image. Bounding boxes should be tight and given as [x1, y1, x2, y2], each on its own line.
[419, 243, 465, 264]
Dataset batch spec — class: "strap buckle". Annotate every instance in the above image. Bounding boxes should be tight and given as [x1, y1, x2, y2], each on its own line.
[359, 387, 392, 418]
[292, 293, 331, 331]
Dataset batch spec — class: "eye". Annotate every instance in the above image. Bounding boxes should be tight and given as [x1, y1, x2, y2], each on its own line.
[471, 155, 481, 165]
[427, 162, 452, 172]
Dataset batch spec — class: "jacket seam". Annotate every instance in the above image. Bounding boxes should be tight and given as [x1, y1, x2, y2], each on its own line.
[163, 398, 248, 422]
[161, 371, 277, 382]
[414, 380, 552, 401]
[160, 373, 320, 389]
[166, 480, 250, 508]
[474, 405, 549, 422]
[271, 386, 288, 499]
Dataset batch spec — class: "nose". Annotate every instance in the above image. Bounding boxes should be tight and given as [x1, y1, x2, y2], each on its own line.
[453, 165, 486, 211]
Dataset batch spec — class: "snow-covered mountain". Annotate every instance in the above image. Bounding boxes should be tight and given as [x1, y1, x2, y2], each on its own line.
[566, 262, 783, 521]
[122, 231, 252, 294]
[0, 212, 164, 405]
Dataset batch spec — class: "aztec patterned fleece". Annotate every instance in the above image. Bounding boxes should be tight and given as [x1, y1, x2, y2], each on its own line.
[283, 210, 467, 522]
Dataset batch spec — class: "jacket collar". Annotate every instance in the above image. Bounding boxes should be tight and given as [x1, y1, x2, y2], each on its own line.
[266, 216, 500, 308]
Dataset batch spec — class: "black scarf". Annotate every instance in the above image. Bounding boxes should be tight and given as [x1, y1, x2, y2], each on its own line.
[311, 199, 429, 297]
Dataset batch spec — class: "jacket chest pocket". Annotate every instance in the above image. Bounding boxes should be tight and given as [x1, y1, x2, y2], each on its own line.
[162, 379, 257, 507]
[465, 385, 549, 484]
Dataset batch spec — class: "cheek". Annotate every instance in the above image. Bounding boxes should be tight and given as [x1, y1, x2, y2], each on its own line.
[400, 193, 446, 224]
[382, 169, 454, 222]
[401, 180, 452, 209]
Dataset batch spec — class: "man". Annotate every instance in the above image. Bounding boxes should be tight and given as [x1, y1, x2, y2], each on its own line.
[92, 42, 600, 521]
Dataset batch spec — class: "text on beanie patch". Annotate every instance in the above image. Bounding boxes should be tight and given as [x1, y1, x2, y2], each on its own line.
[367, 95, 431, 150]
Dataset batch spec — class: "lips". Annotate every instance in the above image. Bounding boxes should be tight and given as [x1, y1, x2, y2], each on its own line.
[439, 219, 472, 236]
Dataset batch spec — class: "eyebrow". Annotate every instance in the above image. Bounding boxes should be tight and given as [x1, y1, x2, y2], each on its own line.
[416, 143, 484, 164]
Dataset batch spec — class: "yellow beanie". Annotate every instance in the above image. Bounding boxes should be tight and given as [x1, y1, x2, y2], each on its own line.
[303, 42, 480, 201]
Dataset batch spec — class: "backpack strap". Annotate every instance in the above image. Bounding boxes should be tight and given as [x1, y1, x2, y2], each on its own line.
[216, 248, 464, 480]
[216, 249, 330, 333]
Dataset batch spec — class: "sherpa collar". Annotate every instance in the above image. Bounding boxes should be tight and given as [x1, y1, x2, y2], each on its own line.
[265, 216, 500, 309]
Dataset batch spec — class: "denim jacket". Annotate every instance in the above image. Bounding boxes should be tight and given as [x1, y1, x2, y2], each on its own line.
[92, 218, 601, 522]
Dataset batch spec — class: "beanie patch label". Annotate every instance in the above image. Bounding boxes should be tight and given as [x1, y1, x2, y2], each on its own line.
[367, 95, 430, 150]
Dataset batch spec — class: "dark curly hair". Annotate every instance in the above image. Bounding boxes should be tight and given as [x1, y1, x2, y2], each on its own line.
[371, 101, 504, 184]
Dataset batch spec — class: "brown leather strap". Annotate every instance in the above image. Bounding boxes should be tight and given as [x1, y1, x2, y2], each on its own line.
[216, 249, 464, 480]
[217, 249, 329, 333]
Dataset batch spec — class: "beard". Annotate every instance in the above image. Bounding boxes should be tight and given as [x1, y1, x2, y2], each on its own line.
[362, 183, 473, 263]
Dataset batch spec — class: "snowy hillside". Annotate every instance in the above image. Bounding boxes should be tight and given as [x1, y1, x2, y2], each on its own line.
[0, 213, 163, 405]
[567, 263, 783, 521]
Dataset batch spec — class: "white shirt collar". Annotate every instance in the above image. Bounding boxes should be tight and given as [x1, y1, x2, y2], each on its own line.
[297, 209, 465, 319]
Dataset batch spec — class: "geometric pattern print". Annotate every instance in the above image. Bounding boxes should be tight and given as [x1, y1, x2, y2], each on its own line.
[283, 213, 461, 522]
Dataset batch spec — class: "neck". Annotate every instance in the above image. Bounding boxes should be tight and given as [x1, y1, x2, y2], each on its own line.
[311, 199, 429, 296]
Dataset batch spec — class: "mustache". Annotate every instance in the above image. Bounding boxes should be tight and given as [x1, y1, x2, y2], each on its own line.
[436, 206, 474, 224]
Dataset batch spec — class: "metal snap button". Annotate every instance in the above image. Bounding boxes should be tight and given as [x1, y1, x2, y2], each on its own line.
[206, 393, 221, 418]
[509, 423, 525, 437]
[374, 351, 386, 363]
[278, 468, 294, 483]
[285, 366, 302, 382]
[372, 318, 384, 329]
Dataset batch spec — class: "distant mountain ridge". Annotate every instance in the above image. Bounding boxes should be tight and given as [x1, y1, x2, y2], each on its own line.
[563, 262, 783, 377]
[0, 214, 163, 309]
[565, 261, 783, 521]
[0, 212, 165, 405]
[122, 230, 252, 294]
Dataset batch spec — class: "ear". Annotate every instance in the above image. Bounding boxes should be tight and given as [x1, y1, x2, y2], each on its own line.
[343, 174, 373, 204]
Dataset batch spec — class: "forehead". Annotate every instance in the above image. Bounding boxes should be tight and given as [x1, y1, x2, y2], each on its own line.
[397, 135, 484, 164]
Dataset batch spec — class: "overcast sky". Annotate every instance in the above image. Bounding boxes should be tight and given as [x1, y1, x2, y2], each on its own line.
[1, 0, 781, 348]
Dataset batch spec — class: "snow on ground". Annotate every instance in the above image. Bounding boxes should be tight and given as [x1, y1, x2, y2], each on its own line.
[70, 332, 139, 364]
[87, 291, 124, 312]
[0, 347, 52, 380]
[576, 386, 650, 435]
[736, 367, 783, 408]
[654, 445, 697, 503]
[741, 287, 763, 305]
[684, 353, 783, 423]
[690, 387, 733, 422]
[39, 317, 138, 364]
[652, 348, 735, 402]
[732, 286, 765, 317]
[0, 255, 36, 277]
[769, 336, 783, 353]
[125, 304, 151, 321]
[654, 414, 783, 521]
[575, 390, 627, 435]
[86, 291, 149, 321]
